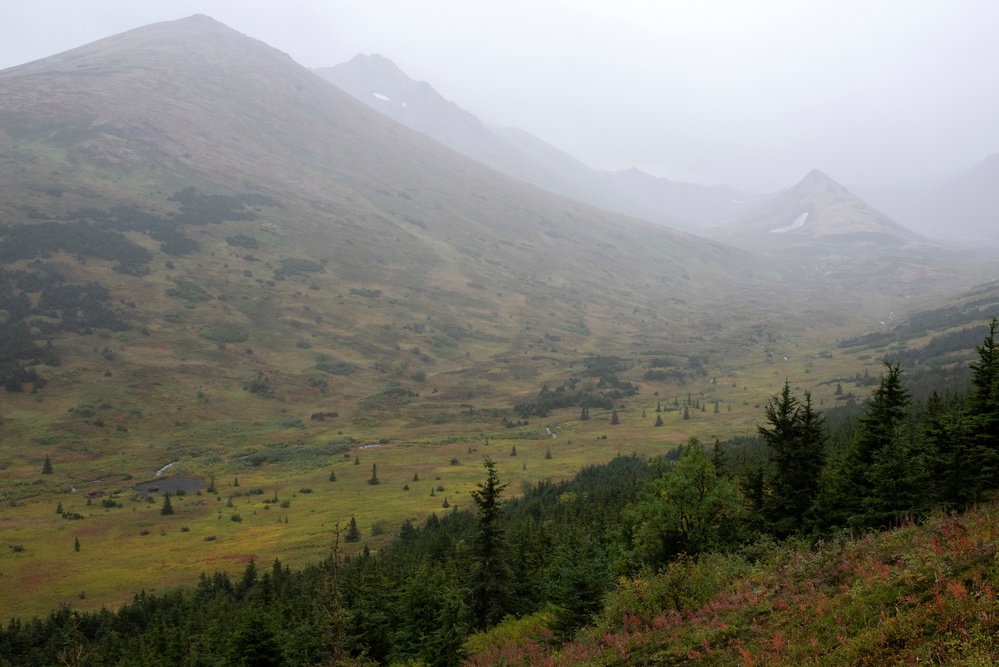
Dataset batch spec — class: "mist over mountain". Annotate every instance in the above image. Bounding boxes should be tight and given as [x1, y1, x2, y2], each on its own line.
[317, 53, 768, 232]
[860, 153, 999, 247]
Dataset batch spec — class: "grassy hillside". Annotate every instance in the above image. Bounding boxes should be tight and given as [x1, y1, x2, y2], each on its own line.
[0, 15, 996, 622]
[468, 503, 999, 665]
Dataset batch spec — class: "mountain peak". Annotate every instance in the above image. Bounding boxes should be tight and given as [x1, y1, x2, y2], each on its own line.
[341, 53, 410, 80]
[797, 168, 842, 190]
[713, 168, 922, 252]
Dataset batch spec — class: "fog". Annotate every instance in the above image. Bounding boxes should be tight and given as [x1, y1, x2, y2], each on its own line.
[2, 0, 997, 192]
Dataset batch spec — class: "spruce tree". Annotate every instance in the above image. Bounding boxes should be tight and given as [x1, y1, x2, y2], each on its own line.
[757, 382, 826, 536]
[683, 406, 690, 420]
[968, 318, 999, 485]
[329, 468, 337, 482]
[470, 458, 513, 629]
[855, 362, 925, 528]
[74, 537, 80, 552]
[654, 414, 664, 427]
[368, 463, 380, 485]
[41, 455, 53, 475]
[922, 391, 978, 509]
[345, 516, 361, 542]
[161, 493, 175, 516]
[611, 410, 619, 425]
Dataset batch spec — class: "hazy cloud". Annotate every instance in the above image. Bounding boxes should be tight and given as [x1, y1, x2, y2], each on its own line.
[1, 0, 996, 192]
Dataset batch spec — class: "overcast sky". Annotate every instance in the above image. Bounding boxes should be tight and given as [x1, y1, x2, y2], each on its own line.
[1, 0, 997, 192]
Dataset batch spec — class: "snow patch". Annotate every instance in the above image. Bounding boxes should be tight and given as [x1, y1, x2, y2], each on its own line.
[770, 212, 808, 234]
[372, 92, 390, 101]
[402, 102, 408, 107]
[155, 461, 178, 477]
[731, 199, 744, 204]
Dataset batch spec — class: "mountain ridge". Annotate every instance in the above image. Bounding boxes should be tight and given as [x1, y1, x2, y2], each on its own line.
[317, 53, 770, 232]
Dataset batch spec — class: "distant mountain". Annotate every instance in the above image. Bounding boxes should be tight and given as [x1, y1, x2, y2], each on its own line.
[707, 170, 972, 293]
[316, 54, 768, 231]
[861, 154, 999, 246]
[713, 169, 925, 251]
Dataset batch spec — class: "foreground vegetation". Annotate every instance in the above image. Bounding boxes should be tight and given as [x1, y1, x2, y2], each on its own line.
[2, 320, 998, 666]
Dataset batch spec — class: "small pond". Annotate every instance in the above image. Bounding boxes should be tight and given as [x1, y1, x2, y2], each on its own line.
[133, 476, 207, 496]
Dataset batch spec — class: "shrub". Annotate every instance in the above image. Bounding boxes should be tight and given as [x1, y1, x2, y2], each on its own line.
[198, 325, 248, 344]
[315, 357, 356, 376]
[225, 233, 259, 249]
[598, 553, 750, 631]
[166, 279, 211, 303]
[275, 416, 305, 429]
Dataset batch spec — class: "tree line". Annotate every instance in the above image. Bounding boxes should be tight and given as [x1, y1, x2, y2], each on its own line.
[3, 320, 999, 666]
